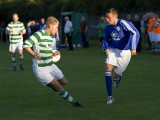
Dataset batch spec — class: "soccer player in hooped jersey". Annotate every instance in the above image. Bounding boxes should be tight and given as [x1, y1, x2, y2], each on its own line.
[24, 16, 83, 108]
[6, 13, 26, 71]
[102, 8, 140, 104]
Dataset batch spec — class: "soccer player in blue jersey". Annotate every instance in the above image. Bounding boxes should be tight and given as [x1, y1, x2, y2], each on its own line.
[102, 8, 140, 104]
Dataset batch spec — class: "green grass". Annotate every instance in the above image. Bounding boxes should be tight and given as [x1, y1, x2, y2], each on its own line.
[0, 41, 160, 120]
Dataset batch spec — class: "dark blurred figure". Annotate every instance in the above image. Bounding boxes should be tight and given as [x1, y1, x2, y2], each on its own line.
[141, 14, 150, 49]
[0, 21, 7, 42]
[126, 14, 133, 22]
[29, 20, 39, 35]
[80, 16, 89, 48]
[133, 15, 142, 52]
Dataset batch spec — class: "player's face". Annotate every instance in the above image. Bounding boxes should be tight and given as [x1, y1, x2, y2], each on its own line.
[106, 13, 117, 25]
[50, 24, 58, 36]
[13, 14, 19, 23]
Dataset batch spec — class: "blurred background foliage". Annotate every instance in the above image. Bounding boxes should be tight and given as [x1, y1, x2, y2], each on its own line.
[0, 0, 160, 21]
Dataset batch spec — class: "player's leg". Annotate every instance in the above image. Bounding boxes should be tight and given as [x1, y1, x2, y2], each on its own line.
[11, 53, 16, 71]
[114, 50, 131, 88]
[67, 33, 73, 50]
[105, 48, 117, 104]
[58, 76, 68, 85]
[149, 31, 155, 54]
[43, 65, 83, 108]
[9, 44, 17, 71]
[47, 78, 83, 108]
[99, 37, 103, 47]
[18, 43, 24, 71]
[113, 71, 122, 88]
[105, 64, 115, 104]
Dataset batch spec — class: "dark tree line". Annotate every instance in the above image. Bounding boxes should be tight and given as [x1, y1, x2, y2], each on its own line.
[0, 0, 160, 22]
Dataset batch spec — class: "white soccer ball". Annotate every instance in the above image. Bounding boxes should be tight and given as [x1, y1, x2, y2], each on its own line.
[77, 44, 81, 48]
[52, 50, 61, 62]
[73, 44, 76, 48]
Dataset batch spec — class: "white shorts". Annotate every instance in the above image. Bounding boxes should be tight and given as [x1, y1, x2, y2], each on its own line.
[154, 34, 160, 42]
[148, 31, 155, 42]
[9, 42, 23, 53]
[105, 48, 131, 76]
[33, 64, 64, 85]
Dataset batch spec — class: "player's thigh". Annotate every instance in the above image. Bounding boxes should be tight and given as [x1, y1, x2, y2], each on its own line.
[114, 50, 131, 75]
[58, 76, 68, 85]
[105, 48, 117, 64]
[9, 44, 17, 53]
[33, 67, 54, 86]
[155, 34, 160, 42]
[106, 64, 115, 72]
[50, 64, 64, 81]
[148, 31, 154, 42]
[49, 79, 63, 91]
[18, 42, 23, 55]
[152, 33, 156, 42]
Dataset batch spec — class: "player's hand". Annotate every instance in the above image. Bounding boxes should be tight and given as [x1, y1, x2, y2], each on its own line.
[131, 50, 137, 55]
[8, 29, 13, 34]
[33, 53, 41, 59]
[52, 51, 60, 56]
[105, 49, 110, 56]
[9, 29, 13, 32]
[19, 31, 24, 35]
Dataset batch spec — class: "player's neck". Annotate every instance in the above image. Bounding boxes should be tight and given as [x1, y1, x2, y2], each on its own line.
[113, 19, 118, 25]
[45, 29, 51, 36]
[13, 21, 18, 24]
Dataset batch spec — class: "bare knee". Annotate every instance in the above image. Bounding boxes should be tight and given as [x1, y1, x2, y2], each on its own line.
[59, 77, 68, 85]
[62, 80, 68, 85]
[47, 79, 63, 92]
[19, 50, 23, 56]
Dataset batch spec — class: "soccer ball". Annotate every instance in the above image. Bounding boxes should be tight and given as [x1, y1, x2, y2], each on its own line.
[52, 50, 61, 62]
[77, 44, 81, 48]
[73, 44, 76, 48]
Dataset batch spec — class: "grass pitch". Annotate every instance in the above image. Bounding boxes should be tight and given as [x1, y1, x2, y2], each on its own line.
[0, 41, 160, 120]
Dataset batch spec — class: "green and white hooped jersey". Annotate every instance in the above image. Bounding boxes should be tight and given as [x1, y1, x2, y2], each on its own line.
[6, 21, 26, 44]
[24, 30, 56, 67]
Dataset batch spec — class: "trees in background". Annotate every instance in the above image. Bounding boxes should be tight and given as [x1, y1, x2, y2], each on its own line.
[0, 0, 160, 21]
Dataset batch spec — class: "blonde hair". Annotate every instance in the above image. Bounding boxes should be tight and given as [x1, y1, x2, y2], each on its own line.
[46, 16, 59, 27]
[106, 8, 118, 18]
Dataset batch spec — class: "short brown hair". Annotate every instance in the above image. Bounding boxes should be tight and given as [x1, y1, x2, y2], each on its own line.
[12, 13, 19, 17]
[46, 16, 59, 27]
[106, 8, 118, 17]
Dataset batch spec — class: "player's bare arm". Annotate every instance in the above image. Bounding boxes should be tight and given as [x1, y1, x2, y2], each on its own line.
[25, 47, 41, 59]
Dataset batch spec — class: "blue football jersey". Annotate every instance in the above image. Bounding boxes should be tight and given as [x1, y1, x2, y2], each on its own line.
[102, 19, 140, 51]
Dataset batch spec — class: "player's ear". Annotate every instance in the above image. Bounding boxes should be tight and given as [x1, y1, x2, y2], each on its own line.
[48, 25, 51, 29]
